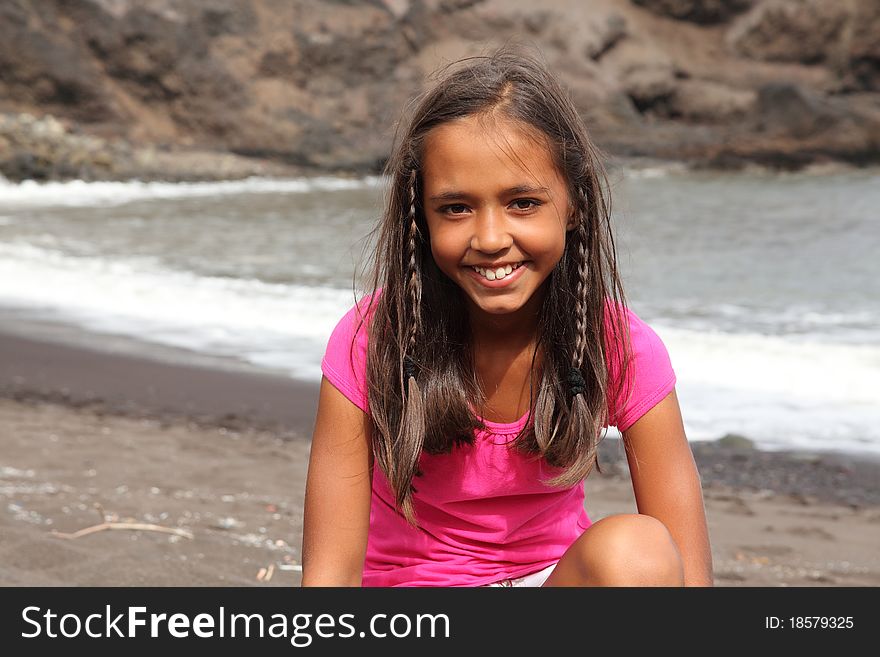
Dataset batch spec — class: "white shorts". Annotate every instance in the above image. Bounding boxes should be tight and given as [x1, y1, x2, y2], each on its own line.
[484, 562, 558, 587]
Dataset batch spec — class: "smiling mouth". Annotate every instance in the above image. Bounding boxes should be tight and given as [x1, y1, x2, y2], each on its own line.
[469, 262, 525, 281]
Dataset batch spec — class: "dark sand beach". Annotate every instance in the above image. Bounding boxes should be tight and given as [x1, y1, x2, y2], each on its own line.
[1, 329, 878, 587]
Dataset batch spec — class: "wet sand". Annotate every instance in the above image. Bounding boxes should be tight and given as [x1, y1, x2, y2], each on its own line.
[1, 329, 877, 587]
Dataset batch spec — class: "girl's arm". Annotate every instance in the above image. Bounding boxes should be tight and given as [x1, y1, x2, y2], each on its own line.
[621, 388, 714, 586]
[301, 376, 373, 586]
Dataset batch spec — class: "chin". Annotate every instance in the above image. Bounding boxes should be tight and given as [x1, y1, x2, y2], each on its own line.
[474, 298, 524, 315]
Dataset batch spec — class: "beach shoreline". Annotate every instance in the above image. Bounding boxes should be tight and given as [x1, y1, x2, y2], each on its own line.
[0, 328, 318, 439]
[1, 328, 877, 587]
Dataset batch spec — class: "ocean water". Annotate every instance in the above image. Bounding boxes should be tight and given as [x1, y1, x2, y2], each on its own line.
[0, 166, 878, 457]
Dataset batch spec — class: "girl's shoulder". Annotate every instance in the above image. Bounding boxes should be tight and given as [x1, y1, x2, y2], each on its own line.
[603, 299, 677, 432]
[602, 297, 666, 354]
[330, 288, 382, 344]
[320, 288, 383, 414]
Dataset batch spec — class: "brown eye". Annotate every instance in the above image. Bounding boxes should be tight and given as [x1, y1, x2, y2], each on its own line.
[511, 199, 540, 211]
[443, 204, 469, 215]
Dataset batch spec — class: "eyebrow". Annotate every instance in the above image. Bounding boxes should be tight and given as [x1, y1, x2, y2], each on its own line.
[428, 185, 551, 202]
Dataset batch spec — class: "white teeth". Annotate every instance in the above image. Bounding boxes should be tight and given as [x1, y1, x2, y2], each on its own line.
[472, 262, 522, 280]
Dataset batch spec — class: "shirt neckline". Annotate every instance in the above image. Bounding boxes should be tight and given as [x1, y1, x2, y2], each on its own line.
[476, 408, 532, 434]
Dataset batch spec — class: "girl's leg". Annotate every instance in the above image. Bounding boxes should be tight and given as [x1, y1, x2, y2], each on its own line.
[542, 513, 684, 587]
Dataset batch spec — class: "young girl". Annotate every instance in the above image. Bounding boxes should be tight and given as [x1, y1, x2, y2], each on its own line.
[302, 48, 713, 587]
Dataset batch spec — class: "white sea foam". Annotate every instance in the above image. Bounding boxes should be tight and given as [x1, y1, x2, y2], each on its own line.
[643, 321, 880, 456]
[624, 167, 671, 179]
[0, 175, 382, 208]
[649, 299, 880, 345]
[0, 242, 360, 379]
[618, 160, 689, 180]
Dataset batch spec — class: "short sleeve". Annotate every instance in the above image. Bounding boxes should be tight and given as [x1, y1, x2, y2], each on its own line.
[605, 304, 677, 433]
[320, 293, 376, 415]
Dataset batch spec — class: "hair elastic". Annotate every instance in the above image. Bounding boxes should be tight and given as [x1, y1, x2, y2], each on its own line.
[403, 355, 417, 381]
[567, 366, 586, 398]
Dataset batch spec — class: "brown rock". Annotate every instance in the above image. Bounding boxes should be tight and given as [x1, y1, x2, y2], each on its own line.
[751, 82, 844, 138]
[846, 1, 880, 91]
[0, 0, 878, 178]
[727, 0, 880, 90]
[632, 0, 754, 25]
[0, 1, 115, 122]
[668, 79, 756, 121]
[622, 65, 678, 116]
[728, 0, 849, 65]
[583, 13, 628, 61]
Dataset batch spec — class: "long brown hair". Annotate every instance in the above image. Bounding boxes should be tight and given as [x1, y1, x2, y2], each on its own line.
[352, 45, 633, 526]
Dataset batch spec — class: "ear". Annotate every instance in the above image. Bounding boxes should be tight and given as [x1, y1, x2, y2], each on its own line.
[566, 212, 578, 232]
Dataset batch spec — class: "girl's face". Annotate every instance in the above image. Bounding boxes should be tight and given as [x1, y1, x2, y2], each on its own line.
[421, 115, 575, 322]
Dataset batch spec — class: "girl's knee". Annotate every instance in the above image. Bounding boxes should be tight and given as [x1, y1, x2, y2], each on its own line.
[580, 513, 684, 586]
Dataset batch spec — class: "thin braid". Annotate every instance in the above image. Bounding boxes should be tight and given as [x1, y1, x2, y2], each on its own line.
[397, 168, 426, 527]
[568, 198, 590, 400]
[572, 219, 590, 368]
[404, 169, 422, 378]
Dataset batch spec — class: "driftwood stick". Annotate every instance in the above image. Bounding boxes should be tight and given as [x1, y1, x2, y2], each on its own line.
[51, 522, 194, 540]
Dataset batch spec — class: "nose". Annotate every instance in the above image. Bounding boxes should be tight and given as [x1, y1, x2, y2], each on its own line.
[469, 207, 513, 255]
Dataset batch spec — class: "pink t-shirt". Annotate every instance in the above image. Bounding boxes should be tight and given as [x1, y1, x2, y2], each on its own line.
[320, 290, 677, 587]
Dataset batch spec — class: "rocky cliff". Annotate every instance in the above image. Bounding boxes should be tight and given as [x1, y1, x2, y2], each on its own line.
[1, 0, 878, 181]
